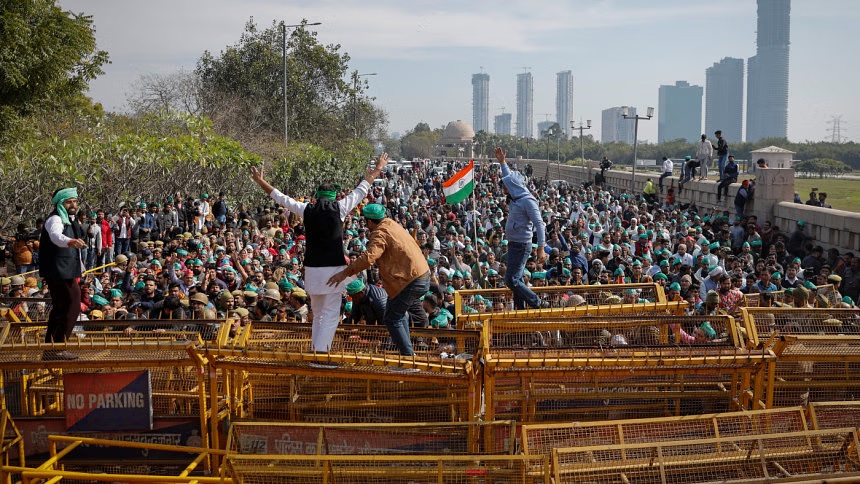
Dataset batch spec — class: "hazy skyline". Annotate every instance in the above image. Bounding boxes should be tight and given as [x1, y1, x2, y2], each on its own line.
[61, 0, 859, 144]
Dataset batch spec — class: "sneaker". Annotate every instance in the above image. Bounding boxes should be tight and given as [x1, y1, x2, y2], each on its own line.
[539, 301, 551, 309]
[387, 366, 421, 373]
[308, 362, 339, 369]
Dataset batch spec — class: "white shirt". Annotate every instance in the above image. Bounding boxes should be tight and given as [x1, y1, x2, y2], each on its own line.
[269, 181, 371, 295]
[663, 158, 674, 173]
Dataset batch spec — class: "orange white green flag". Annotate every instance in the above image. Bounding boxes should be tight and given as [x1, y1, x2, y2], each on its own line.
[442, 160, 474, 204]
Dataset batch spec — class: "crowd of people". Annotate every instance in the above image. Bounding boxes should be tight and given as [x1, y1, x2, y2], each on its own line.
[2, 144, 858, 359]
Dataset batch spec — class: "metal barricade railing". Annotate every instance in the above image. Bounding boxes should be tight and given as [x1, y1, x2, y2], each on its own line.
[478, 314, 775, 423]
[225, 453, 550, 484]
[522, 406, 809, 459]
[4, 434, 228, 483]
[0, 297, 52, 323]
[225, 420, 516, 456]
[454, 283, 666, 317]
[552, 428, 860, 484]
[743, 308, 860, 408]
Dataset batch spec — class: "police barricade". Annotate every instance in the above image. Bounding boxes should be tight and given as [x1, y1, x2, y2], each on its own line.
[480, 314, 773, 424]
[225, 420, 516, 458]
[809, 401, 860, 433]
[454, 283, 667, 324]
[742, 308, 860, 408]
[0, 297, 52, 323]
[552, 428, 860, 484]
[0, 321, 218, 474]
[225, 454, 549, 484]
[522, 406, 809, 461]
[743, 289, 786, 308]
[0, 409, 25, 484]
[204, 322, 482, 468]
[4, 434, 227, 483]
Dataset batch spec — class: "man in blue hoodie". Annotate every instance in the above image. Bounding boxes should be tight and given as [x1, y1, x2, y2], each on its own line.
[494, 147, 548, 309]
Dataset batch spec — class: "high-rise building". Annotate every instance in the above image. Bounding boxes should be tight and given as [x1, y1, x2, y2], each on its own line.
[746, 0, 790, 141]
[537, 121, 554, 137]
[658, 80, 703, 143]
[471, 73, 490, 133]
[494, 113, 512, 136]
[556, 71, 574, 138]
[601, 107, 635, 144]
[516, 72, 533, 138]
[705, 58, 744, 143]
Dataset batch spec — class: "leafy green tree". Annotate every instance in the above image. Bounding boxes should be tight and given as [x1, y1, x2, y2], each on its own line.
[0, 0, 109, 139]
[793, 158, 852, 178]
[193, 18, 385, 148]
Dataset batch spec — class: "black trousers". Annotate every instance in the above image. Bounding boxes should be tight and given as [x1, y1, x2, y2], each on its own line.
[45, 278, 81, 343]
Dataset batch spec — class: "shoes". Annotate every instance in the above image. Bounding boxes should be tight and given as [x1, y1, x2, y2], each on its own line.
[42, 350, 79, 361]
[308, 362, 339, 369]
[536, 301, 551, 309]
[387, 366, 421, 373]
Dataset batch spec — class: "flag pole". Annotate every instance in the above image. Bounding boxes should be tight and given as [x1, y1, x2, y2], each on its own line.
[472, 160, 478, 248]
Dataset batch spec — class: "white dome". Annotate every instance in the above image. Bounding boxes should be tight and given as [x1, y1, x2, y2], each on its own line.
[440, 120, 475, 144]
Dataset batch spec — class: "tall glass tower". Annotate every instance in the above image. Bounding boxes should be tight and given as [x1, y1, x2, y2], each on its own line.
[746, 0, 790, 141]
[471, 73, 490, 133]
[556, 71, 573, 138]
[516, 72, 533, 138]
[706, 58, 744, 143]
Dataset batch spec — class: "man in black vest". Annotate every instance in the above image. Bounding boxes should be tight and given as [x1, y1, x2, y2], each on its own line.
[250, 153, 389, 354]
[40, 187, 88, 360]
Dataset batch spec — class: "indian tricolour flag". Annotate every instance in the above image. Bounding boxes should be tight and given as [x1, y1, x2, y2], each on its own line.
[442, 160, 474, 204]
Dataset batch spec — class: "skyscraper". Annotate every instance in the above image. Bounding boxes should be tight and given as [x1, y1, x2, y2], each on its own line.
[516, 72, 533, 138]
[556, 71, 574, 138]
[601, 107, 635, 144]
[537, 121, 554, 137]
[494, 113, 512, 136]
[657, 80, 703, 143]
[705, 58, 744, 143]
[471, 73, 490, 133]
[746, 0, 790, 142]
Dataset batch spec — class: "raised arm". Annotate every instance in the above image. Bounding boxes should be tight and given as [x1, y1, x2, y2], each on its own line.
[340, 153, 389, 217]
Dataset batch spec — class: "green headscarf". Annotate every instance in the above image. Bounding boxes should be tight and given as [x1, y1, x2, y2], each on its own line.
[52, 187, 78, 225]
[315, 189, 337, 200]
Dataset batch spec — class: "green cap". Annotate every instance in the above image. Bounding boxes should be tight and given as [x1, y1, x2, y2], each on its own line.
[346, 279, 366, 295]
[699, 321, 717, 339]
[669, 282, 681, 291]
[92, 295, 109, 307]
[344, 302, 353, 312]
[654, 272, 668, 281]
[109, 288, 123, 298]
[362, 203, 387, 220]
[803, 280, 817, 290]
[532, 271, 546, 280]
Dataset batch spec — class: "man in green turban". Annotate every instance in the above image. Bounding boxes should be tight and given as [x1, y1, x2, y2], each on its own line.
[39, 187, 88, 360]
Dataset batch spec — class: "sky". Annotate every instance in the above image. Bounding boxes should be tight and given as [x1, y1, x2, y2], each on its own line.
[61, 0, 859, 144]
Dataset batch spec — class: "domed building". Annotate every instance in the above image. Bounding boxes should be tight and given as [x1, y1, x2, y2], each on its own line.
[435, 120, 475, 158]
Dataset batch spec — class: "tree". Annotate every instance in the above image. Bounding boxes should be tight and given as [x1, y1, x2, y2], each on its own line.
[126, 69, 201, 116]
[792, 158, 852, 178]
[192, 18, 386, 149]
[0, 0, 109, 139]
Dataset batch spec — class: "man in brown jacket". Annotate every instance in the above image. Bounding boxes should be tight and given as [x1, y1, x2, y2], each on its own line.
[328, 203, 429, 356]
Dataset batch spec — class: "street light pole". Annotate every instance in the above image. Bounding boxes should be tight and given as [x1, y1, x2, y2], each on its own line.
[353, 72, 377, 138]
[571, 119, 592, 186]
[283, 21, 321, 148]
[621, 106, 654, 193]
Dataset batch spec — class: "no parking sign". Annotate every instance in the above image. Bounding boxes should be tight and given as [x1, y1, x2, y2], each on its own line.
[65, 370, 153, 431]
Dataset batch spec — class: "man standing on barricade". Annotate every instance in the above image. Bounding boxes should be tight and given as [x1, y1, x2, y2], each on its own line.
[493, 147, 548, 309]
[39, 187, 88, 360]
[250, 154, 388, 355]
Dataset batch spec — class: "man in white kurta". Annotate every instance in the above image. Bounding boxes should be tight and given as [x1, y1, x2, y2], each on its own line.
[250, 154, 388, 352]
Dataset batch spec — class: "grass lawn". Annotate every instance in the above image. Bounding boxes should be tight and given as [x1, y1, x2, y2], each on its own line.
[794, 177, 860, 213]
